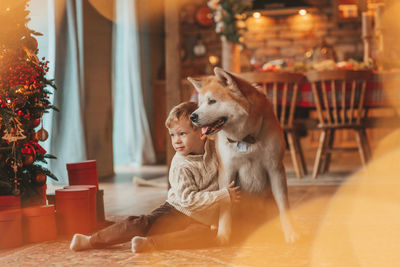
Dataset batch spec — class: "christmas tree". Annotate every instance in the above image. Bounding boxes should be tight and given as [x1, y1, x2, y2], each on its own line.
[0, 0, 58, 205]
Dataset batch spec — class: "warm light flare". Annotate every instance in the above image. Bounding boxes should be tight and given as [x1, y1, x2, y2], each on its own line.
[298, 9, 307, 16]
[252, 12, 261, 19]
[208, 55, 219, 65]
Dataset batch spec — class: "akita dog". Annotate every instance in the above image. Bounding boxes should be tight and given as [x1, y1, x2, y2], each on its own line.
[188, 67, 296, 244]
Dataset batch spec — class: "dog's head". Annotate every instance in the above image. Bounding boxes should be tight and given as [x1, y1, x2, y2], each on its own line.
[187, 67, 251, 136]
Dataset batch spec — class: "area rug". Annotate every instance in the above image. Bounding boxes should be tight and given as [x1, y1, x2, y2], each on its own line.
[0, 232, 312, 267]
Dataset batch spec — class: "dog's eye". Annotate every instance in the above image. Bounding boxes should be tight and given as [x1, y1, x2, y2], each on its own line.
[208, 99, 216, 105]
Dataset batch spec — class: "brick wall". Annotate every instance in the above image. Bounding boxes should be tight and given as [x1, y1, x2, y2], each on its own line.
[179, 2, 364, 76]
[243, 11, 363, 70]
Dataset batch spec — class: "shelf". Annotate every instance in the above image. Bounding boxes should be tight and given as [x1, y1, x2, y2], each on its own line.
[253, 7, 319, 17]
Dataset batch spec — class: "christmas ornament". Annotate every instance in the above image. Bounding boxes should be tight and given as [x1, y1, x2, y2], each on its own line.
[34, 173, 46, 186]
[196, 6, 213, 27]
[10, 148, 20, 196]
[193, 34, 207, 57]
[35, 127, 48, 141]
[12, 187, 20, 196]
[5, 157, 15, 166]
[23, 154, 34, 165]
[2, 118, 26, 142]
[32, 119, 40, 128]
[22, 36, 38, 51]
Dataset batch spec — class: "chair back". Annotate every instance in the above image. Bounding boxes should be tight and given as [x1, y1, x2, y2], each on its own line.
[238, 71, 305, 129]
[306, 70, 373, 127]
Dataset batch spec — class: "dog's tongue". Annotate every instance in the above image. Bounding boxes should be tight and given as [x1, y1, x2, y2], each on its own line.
[202, 127, 210, 135]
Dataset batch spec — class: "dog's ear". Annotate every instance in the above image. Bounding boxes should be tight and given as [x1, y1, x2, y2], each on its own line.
[187, 77, 203, 92]
[214, 67, 243, 100]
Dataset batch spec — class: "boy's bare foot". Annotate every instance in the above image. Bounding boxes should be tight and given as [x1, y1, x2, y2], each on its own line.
[131, 236, 155, 253]
[70, 234, 92, 251]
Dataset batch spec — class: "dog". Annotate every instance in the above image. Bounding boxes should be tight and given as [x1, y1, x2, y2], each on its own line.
[188, 67, 296, 244]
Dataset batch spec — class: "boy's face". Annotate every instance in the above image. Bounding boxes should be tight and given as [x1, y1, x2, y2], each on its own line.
[168, 118, 205, 156]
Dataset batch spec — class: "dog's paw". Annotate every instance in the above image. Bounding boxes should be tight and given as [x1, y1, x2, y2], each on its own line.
[215, 234, 230, 246]
[284, 230, 298, 243]
[280, 217, 298, 243]
[282, 223, 298, 243]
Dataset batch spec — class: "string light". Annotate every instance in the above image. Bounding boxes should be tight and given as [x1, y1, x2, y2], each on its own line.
[299, 9, 307, 16]
[209, 55, 219, 65]
[252, 12, 261, 19]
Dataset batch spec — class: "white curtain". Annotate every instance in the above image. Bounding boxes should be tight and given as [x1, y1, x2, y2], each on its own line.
[28, 0, 156, 183]
[28, 0, 86, 184]
[112, 0, 155, 166]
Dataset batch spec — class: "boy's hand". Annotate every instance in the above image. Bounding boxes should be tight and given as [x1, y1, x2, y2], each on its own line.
[227, 181, 240, 203]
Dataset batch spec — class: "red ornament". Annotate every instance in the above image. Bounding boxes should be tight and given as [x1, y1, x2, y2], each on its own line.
[196, 7, 213, 27]
[23, 154, 35, 165]
[32, 119, 40, 128]
[35, 173, 47, 186]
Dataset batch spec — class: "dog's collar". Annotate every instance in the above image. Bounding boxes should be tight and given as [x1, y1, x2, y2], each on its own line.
[226, 117, 264, 145]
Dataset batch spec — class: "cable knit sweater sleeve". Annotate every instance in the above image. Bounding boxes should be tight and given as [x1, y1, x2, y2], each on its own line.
[168, 165, 230, 213]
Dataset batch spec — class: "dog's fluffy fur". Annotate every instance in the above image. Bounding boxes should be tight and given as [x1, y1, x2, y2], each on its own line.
[188, 67, 296, 244]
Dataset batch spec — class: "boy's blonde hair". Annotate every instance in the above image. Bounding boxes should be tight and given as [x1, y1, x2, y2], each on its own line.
[165, 101, 198, 130]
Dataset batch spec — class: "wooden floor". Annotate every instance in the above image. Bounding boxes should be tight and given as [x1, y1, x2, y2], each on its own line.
[99, 144, 361, 218]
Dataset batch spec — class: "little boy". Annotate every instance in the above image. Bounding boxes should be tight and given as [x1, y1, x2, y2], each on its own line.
[70, 101, 240, 252]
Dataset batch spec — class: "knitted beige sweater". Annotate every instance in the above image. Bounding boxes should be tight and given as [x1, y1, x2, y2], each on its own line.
[167, 139, 230, 226]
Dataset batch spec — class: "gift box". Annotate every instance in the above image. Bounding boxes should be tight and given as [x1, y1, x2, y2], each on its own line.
[0, 195, 21, 211]
[66, 160, 99, 189]
[46, 192, 55, 205]
[55, 188, 91, 235]
[48, 189, 105, 223]
[0, 209, 22, 248]
[64, 185, 97, 230]
[96, 189, 105, 222]
[22, 205, 57, 243]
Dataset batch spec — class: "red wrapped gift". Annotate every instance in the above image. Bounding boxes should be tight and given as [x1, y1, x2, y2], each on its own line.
[66, 160, 99, 189]
[0, 209, 22, 248]
[64, 185, 97, 230]
[96, 189, 105, 222]
[22, 205, 57, 243]
[55, 188, 91, 235]
[0, 195, 21, 211]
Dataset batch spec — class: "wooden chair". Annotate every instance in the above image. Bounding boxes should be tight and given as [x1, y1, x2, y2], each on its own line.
[306, 69, 373, 178]
[239, 71, 307, 179]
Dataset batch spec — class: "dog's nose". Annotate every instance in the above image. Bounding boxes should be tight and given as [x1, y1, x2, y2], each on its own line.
[190, 113, 198, 123]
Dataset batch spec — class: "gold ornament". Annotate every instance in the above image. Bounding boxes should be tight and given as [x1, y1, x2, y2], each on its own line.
[35, 127, 48, 141]
[2, 118, 26, 142]
[22, 36, 38, 52]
